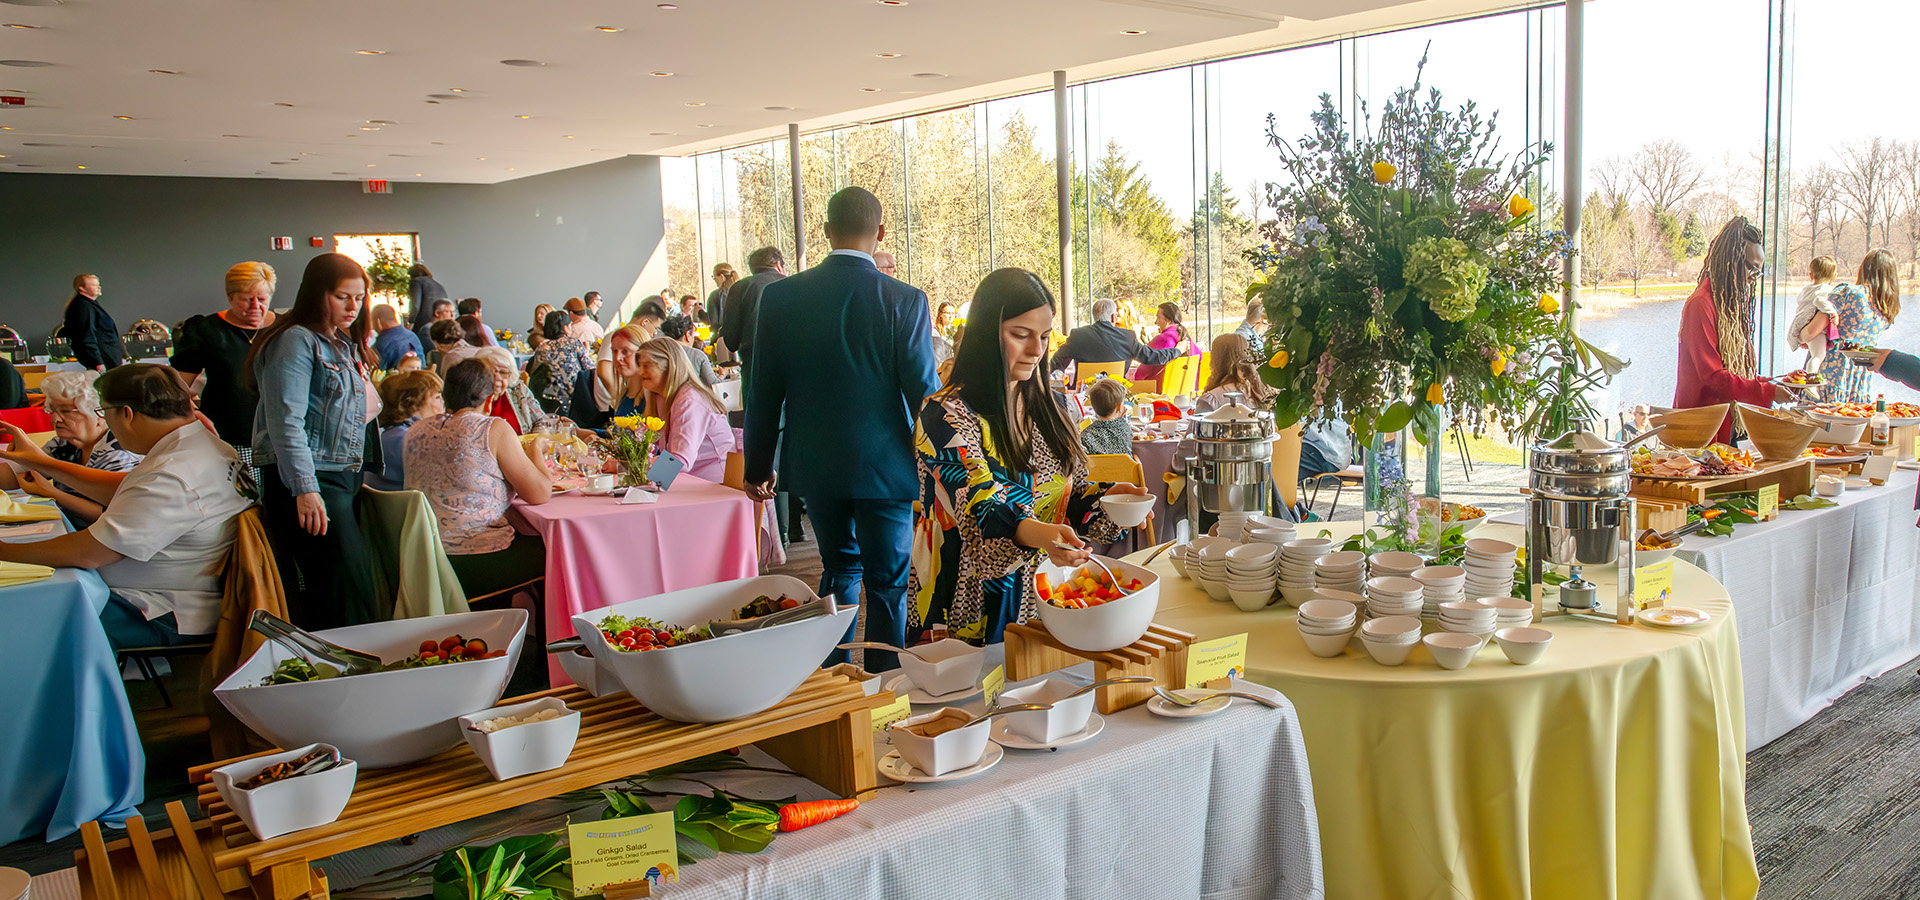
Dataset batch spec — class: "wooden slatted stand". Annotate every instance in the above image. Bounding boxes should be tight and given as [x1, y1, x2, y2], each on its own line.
[1003, 621, 1195, 713]
[109, 670, 887, 900]
[1630, 457, 1816, 513]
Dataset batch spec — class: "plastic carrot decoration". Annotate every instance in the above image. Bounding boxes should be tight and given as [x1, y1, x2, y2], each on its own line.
[778, 798, 859, 831]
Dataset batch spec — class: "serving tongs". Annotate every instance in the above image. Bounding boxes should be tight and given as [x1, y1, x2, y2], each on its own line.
[706, 595, 838, 638]
[247, 610, 383, 676]
[1637, 518, 1708, 549]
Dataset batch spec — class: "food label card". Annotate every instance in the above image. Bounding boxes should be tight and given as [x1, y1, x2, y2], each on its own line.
[1633, 560, 1674, 611]
[1756, 484, 1779, 518]
[568, 812, 678, 894]
[1864, 454, 1897, 483]
[981, 665, 1006, 708]
[1185, 632, 1248, 689]
[870, 694, 913, 736]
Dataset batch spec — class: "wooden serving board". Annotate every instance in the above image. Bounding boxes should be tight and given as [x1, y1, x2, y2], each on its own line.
[1630, 457, 1816, 510]
[1003, 621, 1195, 713]
[175, 670, 886, 900]
[1628, 495, 1689, 533]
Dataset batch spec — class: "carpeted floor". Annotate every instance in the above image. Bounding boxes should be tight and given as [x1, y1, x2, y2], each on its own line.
[1747, 662, 1920, 898]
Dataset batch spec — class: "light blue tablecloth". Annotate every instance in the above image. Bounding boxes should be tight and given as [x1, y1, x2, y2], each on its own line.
[0, 513, 145, 843]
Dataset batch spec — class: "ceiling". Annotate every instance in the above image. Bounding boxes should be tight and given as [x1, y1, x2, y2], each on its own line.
[0, 0, 1540, 183]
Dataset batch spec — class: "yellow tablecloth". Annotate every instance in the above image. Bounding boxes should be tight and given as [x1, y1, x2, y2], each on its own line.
[1127, 521, 1759, 900]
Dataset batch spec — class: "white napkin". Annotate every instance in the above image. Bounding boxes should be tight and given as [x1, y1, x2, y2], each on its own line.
[617, 488, 659, 505]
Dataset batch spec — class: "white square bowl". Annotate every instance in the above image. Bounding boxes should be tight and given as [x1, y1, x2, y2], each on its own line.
[1034, 557, 1162, 652]
[891, 708, 992, 776]
[211, 743, 356, 841]
[573, 574, 856, 723]
[214, 608, 528, 768]
[999, 679, 1095, 744]
[459, 697, 581, 781]
[897, 638, 987, 696]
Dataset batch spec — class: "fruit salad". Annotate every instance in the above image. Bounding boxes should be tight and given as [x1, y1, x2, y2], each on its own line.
[1036, 566, 1144, 609]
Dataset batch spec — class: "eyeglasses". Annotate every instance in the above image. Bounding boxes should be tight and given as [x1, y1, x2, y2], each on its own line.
[94, 404, 128, 420]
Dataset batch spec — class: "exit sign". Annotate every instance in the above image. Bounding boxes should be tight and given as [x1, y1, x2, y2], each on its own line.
[0, 96, 23, 107]
[362, 179, 390, 194]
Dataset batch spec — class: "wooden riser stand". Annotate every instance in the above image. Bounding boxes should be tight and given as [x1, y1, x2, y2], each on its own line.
[78, 670, 886, 900]
[1003, 621, 1195, 713]
[1630, 457, 1816, 519]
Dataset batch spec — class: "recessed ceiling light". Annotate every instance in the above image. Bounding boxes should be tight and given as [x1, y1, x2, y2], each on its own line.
[656, 3, 676, 8]
[113, 115, 133, 120]
[1121, 29, 1145, 35]
[877, 52, 901, 58]
[477, 157, 487, 160]
[684, 101, 704, 107]
[696, 123, 715, 128]
[367, 119, 394, 125]
[506, 167, 515, 171]
[648, 131, 670, 136]
[449, 88, 466, 92]
[366, 163, 376, 167]
[430, 141, 445, 145]
[356, 49, 386, 55]
[2, 23, 40, 29]
[595, 25, 622, 32]
[878, 1, 907, 5]
[0, 60, 53, 67]
[500, 59, 545, 67]
[332, 171, 349, 175]
[911, 72, 947, 78]
[360, 126, 380, 131]
[514, 115, 533, 119]
[270, 161, 290, 165]
[765, 105, 791, 111]
[415, 172, 422, 176]
[274, 102, 295, 107]
[74, 164, 84, 169]
[649, 71, 673, 77]
[425, 100, 440, 104]
[221, 133, 242, 138]
[861, 87, 880, 92]
[428, 93, 461, 100]
[562, 134, 574, 138]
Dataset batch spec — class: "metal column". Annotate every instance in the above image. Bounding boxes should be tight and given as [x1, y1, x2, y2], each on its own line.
[1563, 0, 1583, 334]
[1054, 70, 1074, 323]
[789, 122, 804, 268]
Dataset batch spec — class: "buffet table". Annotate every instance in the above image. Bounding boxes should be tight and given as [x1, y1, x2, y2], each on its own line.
[1128, 521, 1759, 900]
[0, 510, 143, 844]
[1671, 466, 1920, 747]
[511, 478, 758, 683]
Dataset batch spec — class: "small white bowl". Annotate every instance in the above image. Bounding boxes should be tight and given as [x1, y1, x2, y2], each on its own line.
[1298, 629, 1352, 657]
[1296, 598, 1357, 621]
[1464, 538, 1518, 558]
[1494, 627, 1554, 665]
[1278, 586, 1320, 607]
[1100, 494, 1154, 528]
[1157, 419, 1182, 436]
[1369, 551, 1424, 571]
[1481, 597, 1533, 618]
[1248, 515, 1295, 531]
[1632, 543, 1680, 567]
[891, 708, 992, 776]
[1362, 615, 1423, 639]
[999, 679, 1095, 744]
[1366, 575, 1424, 596]
[1313, 588, 1368, 609]
[897, 639, 986, 696]
[211, 743, 357, 841]
[1226, 543, 1280, 566]
[1412, 565, 1467, 584]
[1230, 587, 1276, 611]
[1170, 553, 1191, 578]
[1315, 550, 1367, 569]
[459, 697, 581, 781]
[1202, 578, 1233, 602]
[1282, 538, 1336, 555]
[1362, 636, 1417, 666]
[1246, 528, 1293, 544]
[1423, 632, 1485, 670]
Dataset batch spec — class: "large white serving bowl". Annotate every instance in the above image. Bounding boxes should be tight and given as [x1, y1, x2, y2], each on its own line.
[573, 574, 855, 723]
[214, 608, 528, 769]
[1034, 556, 1161, 652]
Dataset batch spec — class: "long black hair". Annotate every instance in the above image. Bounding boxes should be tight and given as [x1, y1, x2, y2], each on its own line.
[948, 267, 1085, 473]
[244, 253, 374, 386]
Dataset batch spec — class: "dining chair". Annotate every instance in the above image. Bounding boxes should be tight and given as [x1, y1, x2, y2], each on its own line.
[1086, 453, 1156, 546]
[1074, 361, 1128, 389]
[1159, 355, 1194, 397]
[723, 451, 772, 568]
[1193, 351, 1212, 394]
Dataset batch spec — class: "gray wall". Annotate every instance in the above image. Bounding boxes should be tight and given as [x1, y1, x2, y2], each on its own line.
[0, 155, 663, 344]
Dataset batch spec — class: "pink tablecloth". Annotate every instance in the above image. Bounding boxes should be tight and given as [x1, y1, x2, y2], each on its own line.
[510, 477, 758, 683]
[1, 406, 53, 434]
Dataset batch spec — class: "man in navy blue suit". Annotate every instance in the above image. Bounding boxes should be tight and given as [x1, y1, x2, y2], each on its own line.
[744, 187, 939, 671]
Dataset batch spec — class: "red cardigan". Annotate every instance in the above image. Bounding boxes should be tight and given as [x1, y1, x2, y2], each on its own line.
[1672, 278, 1774, 444]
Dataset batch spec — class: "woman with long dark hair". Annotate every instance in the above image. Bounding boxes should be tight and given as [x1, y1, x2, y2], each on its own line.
[1673, 217, 1789, 444]
[1131, 300, 1197, 381]
[906, 268, 1151, 645]
[246, 252, 381, 628]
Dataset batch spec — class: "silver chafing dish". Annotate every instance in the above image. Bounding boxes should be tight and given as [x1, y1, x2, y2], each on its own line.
[1183, 392, 1278, 535]
[1525, 419, 1666, 623]
[0, 326, 27, 364]
[122, 318, 172, 361]
[47, 324, 71, 361]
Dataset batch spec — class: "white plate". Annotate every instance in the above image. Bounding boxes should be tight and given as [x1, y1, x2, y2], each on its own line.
[1146, 690, 1233, 718]
[878, 743, 1004, 782]
[1898, 459, 1920, 471]
[884, 672, 984, 706]
[992, 713, 1105, 750]
[1636, 606, 1712, 628]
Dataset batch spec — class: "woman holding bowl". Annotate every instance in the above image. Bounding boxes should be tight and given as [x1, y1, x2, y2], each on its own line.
[906, 267, 1150, 646]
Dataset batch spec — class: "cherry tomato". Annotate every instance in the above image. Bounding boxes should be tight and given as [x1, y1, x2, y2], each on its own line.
[439, 636, 463, 652]
[419, 640, 439, 655]
[465, 639, 487, 656]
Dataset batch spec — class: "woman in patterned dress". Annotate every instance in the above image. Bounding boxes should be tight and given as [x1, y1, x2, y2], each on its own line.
[1813, 249, 1902, 403]
[906, 268, 1152, 646]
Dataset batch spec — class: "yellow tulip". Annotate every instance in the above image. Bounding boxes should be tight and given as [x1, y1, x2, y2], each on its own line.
[611, 415, 643, 431]
[1538, 293, 1561, 314]
[643, 416, 667, 432]
[1269, 349, 1290, 369]
[1509, 194, 1534, 218]
[1373, 161, 1397, 184]
[1503, 344, 1515, 356]
[1426, 382, 1445, 405]
[1491, 356, 1508, 376]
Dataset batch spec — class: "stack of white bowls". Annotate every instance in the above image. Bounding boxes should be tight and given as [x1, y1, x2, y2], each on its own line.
[1245, 523, 1296, 547]
[1223, 543, 1279, 611]
[1437, 600, 1499, 641]
[1365, 575, 1424, 619]
[1359, 614, 1422, 666]
[1368, 550, 1424, 579]
[1193, 540, 1237, 602]
[1278, 538, 1334, 606]
[1313, 550, 1367, 594]
[1216, 511, 1254, 541]
[1169, 542, 1192, 578]
[1295, 598, 1357, 657]
[1483, 596, 1535, 629]
[1462, 538, 1519, 599]
[1411, 565, 1466, 620]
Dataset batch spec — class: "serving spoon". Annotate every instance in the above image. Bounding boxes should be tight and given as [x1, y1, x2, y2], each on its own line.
[1153, 685, 1288, 710]
[1050, 544, 1134, 597]
[835, 641, 952, 662]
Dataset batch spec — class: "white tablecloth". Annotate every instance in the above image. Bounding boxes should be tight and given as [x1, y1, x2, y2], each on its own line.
[265, 655, 1322, 900]
[1674, 467, 1920, 747]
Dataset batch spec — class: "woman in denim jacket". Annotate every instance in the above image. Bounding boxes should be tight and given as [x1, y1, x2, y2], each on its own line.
[245, 253, 381, 628]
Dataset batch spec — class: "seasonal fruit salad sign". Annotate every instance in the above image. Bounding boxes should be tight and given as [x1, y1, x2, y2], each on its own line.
[1186, 633, 1249, 689]
[570, 812, 678, 893]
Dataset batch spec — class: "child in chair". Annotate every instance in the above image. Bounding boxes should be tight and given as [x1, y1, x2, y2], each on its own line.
[1080, 377, 1134, 457]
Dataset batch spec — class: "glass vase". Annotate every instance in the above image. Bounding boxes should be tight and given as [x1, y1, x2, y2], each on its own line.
[617, 455, 652, 489]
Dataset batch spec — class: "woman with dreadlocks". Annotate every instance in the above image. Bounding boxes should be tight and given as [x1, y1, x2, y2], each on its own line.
[1673, 217, 1790, 444]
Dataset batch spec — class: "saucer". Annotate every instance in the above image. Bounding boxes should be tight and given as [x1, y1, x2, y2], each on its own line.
[1146, 690, 1233, 718]
[878, 743, 1004, 783]
[1636, 606, 1712, 628]
[884, 672, 984, 705]
[991, 713, 1105, 750]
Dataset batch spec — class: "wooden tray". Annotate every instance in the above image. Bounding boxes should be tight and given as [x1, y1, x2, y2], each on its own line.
[1003, 621, 1195, 713]
[172, 670, 886, 900]
[1628, 495, 1689, 533]
[1630, 457, 1816, 516]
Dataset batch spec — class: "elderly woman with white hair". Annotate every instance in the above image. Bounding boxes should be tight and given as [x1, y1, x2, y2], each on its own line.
[473, 345, 565, 435]
[0, 370, 142, 523]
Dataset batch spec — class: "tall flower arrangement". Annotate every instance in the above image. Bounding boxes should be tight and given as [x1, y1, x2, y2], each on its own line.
[1245, 57, 1617, 445]
[596, 415, 665, 488]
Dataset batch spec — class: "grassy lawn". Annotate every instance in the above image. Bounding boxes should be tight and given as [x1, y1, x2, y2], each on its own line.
[1438, 430, 1527, 466]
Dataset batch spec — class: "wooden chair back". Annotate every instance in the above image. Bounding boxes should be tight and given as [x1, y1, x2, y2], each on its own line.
[1160, 355, 1197, 397]
[1193, 352, 1212, 394]
[723, 451, 766, 568]
[1074, 361, 1128, 389]
[1085, 453, 1156, 544]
